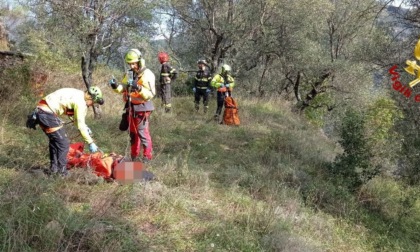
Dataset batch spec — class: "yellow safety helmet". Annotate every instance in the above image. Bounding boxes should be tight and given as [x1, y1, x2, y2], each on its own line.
[88, 86, 104, 105]
[125, 49, 142, 64]
[221, 64, 231, 74]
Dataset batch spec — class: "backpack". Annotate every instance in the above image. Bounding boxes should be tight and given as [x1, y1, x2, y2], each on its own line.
[26, 108, 39, 130]
[223, 96, 240, 126]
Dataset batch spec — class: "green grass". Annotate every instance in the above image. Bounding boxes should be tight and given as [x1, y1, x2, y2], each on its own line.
[0, 74, 419, 251]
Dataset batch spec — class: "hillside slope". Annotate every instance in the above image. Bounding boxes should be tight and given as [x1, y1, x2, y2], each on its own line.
[4, 87, 396, 251]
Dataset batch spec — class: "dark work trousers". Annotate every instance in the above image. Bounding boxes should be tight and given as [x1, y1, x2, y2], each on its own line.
[159, 84, 171, 109]
[215, 91, 229, 116]
[37, 111, 69, 175]
[194, 88, 209, 111]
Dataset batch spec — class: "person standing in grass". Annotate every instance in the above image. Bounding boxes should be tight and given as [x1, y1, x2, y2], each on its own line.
[211, 64, 235, 121]
[109, 48, 156, 163]
[27, 86, 104, 176]
[158, 51, 177, 113]
[193, 59, 212, 113]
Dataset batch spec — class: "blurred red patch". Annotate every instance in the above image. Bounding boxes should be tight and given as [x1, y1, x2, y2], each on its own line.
[113, 161, 144, 184]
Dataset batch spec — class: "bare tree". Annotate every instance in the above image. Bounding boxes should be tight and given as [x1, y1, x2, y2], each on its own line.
[25, 0, 154, 117]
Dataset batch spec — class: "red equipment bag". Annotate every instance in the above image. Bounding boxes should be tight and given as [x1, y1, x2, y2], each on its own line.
[66, 142, 123, 179]
[223, 96, 240, 126]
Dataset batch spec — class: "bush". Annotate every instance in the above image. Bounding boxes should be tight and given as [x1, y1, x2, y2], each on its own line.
[173, 72, 195, 96]
[329, 109, 378, 190]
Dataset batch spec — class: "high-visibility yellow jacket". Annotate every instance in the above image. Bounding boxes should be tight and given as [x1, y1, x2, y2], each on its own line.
[114, 68, 156, 105]
[39, 88, 94, 144]
[211, 74, 235, 92]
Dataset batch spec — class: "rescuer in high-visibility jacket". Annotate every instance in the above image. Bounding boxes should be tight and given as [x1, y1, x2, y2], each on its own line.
[211, 64, 235, 121]
[109, 48, 156, 162]
[27, 86, 104, 176]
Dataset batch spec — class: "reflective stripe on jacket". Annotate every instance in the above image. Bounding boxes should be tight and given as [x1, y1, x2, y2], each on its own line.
[194, 69, 212, 89]
[159, 62, 177, 84]
[211, 74, 235, 91]
[115, 68, 156, 103]
[38, 88, 93, 143]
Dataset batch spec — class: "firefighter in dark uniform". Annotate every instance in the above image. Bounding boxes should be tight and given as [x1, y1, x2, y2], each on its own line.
[158, 52, 177, 113]
[193, 59, 212, 113]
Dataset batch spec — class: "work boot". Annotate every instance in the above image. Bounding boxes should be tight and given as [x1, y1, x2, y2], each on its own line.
[46, 165, 58, 176]
[131, 155, 141, 162]
[213, 114, 219, 122]
[142, 157, 151, 164]
[58, 166, 69, 177]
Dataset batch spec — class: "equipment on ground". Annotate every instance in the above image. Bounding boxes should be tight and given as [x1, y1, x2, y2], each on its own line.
[223, 94, 240, 126]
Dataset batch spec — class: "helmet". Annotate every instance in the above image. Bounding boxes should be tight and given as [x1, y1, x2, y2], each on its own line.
[158, 52, 169, 64]
[88, 86, 104, 105]
[139, 58, 146, 68]
[221, 64, 231, 74]
[197, 59, 208, 65]
[125, 49, 142, 64]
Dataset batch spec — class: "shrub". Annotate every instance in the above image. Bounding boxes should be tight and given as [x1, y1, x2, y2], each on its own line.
[329, 109, 378, 190]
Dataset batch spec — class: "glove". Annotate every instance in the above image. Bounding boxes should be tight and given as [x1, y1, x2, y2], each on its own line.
[225, 84, 230, 88]
[86, 127, 92, 136]
[109, 78, 118, 89]
[127, 79, 133, 87]
[206, 88, 211, 93]
[193, 87, 196, 93]
[89, 142, 98, 153]
[132, 83, 142, 91]
[219, 84, 225, 88]
[26, 111, 37, 130]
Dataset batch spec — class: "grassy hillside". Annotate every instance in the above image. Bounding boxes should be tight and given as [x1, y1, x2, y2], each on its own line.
[0, 65, 419, 251]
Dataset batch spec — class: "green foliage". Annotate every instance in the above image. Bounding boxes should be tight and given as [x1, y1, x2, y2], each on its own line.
[2, 1, 420, 250]
[0, 64, 31, 104]
[390, 92, 420, 185]
[304, 93, 334, 127]
[16, 29, 78, 72]
[358, 177, 420, 251]
[172, 72, 194, 96]
[365, 97, 403, 171]
[365, 98, 403, 143]
[330, 109, 378, 189]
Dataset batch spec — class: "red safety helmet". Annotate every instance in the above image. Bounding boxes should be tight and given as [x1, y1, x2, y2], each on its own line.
[158, 52, 169, 64]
